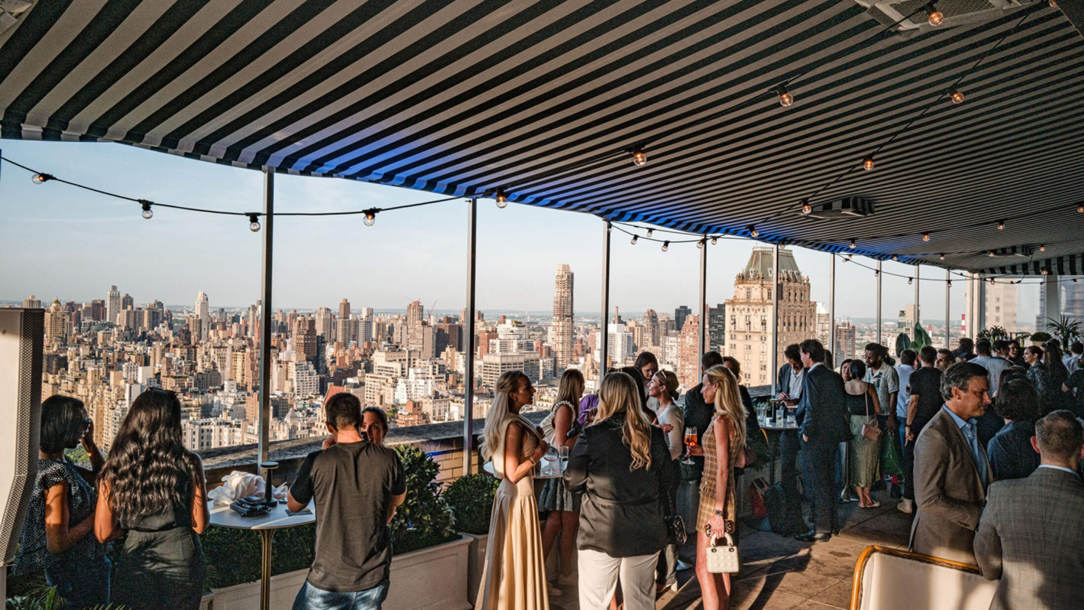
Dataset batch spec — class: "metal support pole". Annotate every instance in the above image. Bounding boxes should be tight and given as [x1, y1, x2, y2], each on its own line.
[978, 276, 988, 332]
[599, 221, 611, 379]
[1044, 273, 1060, 325]
[462, 198, 477, 474]
[945, 268, 952, 349]
[829, 254, 836, 357]
[876, 260, 883, 345]
[770, 244, 780, 397]
[914, 265, 920, 331]
[257, 169, 274, 467]
[698, 236, 708, 377]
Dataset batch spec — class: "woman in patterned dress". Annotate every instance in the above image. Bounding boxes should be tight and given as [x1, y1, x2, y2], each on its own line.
[539, 369, 585, 591]
[693, 365, 747, 610]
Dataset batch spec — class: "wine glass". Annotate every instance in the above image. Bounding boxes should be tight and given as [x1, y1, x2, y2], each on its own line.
[541, 447, 558, 475]
[682, 426, 698, 465]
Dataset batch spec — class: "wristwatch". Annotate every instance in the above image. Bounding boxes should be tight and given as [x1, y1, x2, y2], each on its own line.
[713, 509, 725, 516]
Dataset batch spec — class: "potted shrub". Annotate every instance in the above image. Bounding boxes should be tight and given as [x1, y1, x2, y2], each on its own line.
[1045, 317, 1081, 349]
[1030, 331, 1053, 346]
[444, 473, 499, 601]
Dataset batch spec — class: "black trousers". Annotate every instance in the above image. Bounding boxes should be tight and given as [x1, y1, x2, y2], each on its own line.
[779, 429, 805, 530]
[801, 439, 840, 534]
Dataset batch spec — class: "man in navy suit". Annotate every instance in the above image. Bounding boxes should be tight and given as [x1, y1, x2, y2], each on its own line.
[795, 339, 852, 542]
[776, 344, 807, 534]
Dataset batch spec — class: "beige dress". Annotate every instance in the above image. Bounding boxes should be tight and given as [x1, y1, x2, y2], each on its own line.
[476, 416, 550, 610]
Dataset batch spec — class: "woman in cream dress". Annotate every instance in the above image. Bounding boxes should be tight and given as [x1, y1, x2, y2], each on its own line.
[477, 371, 551, 610]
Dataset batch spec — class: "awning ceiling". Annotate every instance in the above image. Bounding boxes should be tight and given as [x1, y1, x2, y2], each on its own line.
[1, 0, 1082, 275]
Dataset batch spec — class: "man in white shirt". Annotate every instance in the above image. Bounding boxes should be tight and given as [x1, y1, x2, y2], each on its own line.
[1063, 342, 1084, 374]
[972, 339, 1012, 396]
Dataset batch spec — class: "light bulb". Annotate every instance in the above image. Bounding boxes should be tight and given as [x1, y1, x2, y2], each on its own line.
[947, 281, 952, 288]
[363, 210, 377, 227]
[950, 91, 964, 104]
[661, 241, 669, 252]
[940, 253, 945, 260]
[997, 220, 1005, 230]
[631, 235, 638, 245]
[1040, 244, 1046, 252]
[1078, 204, 1083, 213]
[748, 226, 759, 238]
[141, 202, 153, 220]
[776, 84, 793, 107]
[646, 229, 653, 238]
[989, 278, 996, 285]
[800, 199, 811, 215]
[248, 214, 261, 232]
[863, 157, 874, 171]
[927, 2, 943, 26]
[850, 239, 856, 249]
[989, 250, 996, 257]
[908, 277, 913, 285]
[697, 239, 704, 249]
[32, 173, 52, 184]
[1042, 268, 1049, 275]
[495, 189, 508, 208]
[875, 271, 880, 277]
[922, 233, 930, 242]
[892, 255, 899, 261]
[1049, 0, 1057, 7]
[1075, 279, 1079, 284]
[632, 149, 647, 167]
[711, 237, 718, 245]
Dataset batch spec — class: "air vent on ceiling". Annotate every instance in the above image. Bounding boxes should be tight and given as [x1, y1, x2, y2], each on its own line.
[800, 196, 875, 220]
[853, 0, 1039, 33]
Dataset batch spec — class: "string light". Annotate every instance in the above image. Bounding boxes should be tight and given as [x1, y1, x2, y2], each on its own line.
[849, 239, 856, 249]
[922, 233, 930, 242]
[908, 277, 913, 285]
[800, 199, 812, 215]
[495, 189, 508, 208]
[776, 84, 793, 107]
[1040, 244, 1046, 252]
[363, 209, 377, 227]
[32, 172, 53, 184]
[248, 214, 261, 232]
[697, 239, 705, 249]
[632, 149, 647, 167]
[946, 280, 952, 288]
[926, 2, 943, 26]
[748, 226, 759, 238]
[939, 253, 945, 260]
[1049, 0, 1056, 7]
[997, 220, 1005, 230]
[630, 235, 638, 245]
[892, 255, 898, 261]
[950, 91, 965, 104]
[646, 229, 653, 238]
[875, 270, 880, 277]
[141, 201, 153, 220]
[661, 241, 670, 252]
[989, 250, 996, 257]
[711, 237, 718, 245]
[1042, 268, 1049, 275]
[1078, 204, 1083, 213]
[863, 156, 874, 171]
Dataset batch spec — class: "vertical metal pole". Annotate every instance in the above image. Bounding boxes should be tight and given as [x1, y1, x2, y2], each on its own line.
[876, 260, 883, 345]
[770, 244, 780, 397]
[600, 221, 611, 379]
[829, 254, 836, 357]
[978, 276, 988, 332]
[945, 268, 952, 349]
[699, 236, 708, 377]
[463, 198, 478, 474]
[1044, 273, 1060, 327]
[257, 169, 274, 467]
[914, 265, 920, 331]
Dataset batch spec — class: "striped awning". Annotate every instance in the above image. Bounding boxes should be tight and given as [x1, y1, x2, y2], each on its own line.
[2, 0, 1083, 275]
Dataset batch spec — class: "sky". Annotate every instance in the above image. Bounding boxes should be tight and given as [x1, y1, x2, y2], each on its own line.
[0, 140, 1040, 325]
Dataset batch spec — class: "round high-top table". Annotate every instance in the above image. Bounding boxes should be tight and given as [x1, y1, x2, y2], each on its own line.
[761, 420, 800, 485]
[208, 500, 315, 610]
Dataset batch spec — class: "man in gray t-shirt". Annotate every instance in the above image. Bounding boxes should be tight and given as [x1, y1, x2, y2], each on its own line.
[972, 339, 1012, 396]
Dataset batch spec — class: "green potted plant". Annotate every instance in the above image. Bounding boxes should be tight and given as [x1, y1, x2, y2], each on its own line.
[1045, 317, 1081, 350]
[444, 473, 499, 601]
[1030, 331, 1053, 346]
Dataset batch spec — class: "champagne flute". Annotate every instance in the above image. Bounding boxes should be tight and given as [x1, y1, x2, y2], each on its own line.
[682, 426, 698, 465]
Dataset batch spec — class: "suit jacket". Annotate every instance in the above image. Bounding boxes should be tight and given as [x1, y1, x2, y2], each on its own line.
[974, 467, 1084, 610]
[795, 364, 850, 445]
[910, 407, 992, 564]
[777, 364, 797, 398]
[563, 413, 675, 557]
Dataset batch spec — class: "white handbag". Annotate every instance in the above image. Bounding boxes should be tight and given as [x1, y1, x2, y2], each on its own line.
[706, 532, 741, 574]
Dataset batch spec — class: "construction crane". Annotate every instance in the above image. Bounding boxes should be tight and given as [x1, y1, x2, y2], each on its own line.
[427, 300, 437, 320]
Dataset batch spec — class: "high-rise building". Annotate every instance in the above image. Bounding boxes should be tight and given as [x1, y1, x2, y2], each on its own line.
[707, 304, 726, 353]
[23, 295, 41, 309]
[45, 299, 67, 341]
[552, 264, 574, 369]
[315, 307, 333, 339]
[898, 304, 920, 334]
[121, 293, 134, 311]
[816, 303, 831, 347]
[642, 309, 659, 348]
[835, 321, 857, 361]
[107, 285, 121, 326]
[985, 282, 1017, 334]
[339, 298, 351, 320]
[677, 315, 700, 389]
[195, 291, 209, 341]
[724, 246, 816, 387]
[674, 305, 692, 330]
[407, 300, 424, 327]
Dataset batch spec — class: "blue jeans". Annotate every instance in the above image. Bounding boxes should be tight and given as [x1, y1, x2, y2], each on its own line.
[292, 580, 390, 610]
[45, 555, 110, 609]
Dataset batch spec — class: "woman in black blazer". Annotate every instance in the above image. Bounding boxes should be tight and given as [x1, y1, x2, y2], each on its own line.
[564, 371, 677, 610]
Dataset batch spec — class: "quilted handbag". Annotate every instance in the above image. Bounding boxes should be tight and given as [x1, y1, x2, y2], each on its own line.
[706, 531, 741, 574]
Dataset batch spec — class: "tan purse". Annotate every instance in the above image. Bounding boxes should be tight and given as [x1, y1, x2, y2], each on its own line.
[860, 388, 882, 442]
[706, 531, 741, 573]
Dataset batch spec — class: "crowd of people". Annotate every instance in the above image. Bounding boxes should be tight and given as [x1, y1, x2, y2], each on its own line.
[17, 335, 1084, 610]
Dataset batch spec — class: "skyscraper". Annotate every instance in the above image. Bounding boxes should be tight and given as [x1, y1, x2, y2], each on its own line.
[985, 282, 1017, 334]
[107, 285, 120, 326]
[707, 304, 726, 353]
[552, 264, 574, 369]
[674, 305, 692, 330]
[23, 295, 41, 309]
[407, 300, 424, 328]
[195, 291, 209, 342]
[315, 307, 333, 339]
[339, 298, 351, 320]
[677, 314, 700, 388]
[642, 309, 659, 348]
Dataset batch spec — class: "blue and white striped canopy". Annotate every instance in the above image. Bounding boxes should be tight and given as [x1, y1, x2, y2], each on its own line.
[1, 0, 1082, 274]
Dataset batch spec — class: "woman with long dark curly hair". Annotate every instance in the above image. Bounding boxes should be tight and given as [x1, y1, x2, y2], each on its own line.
[95, 389, 209, 610]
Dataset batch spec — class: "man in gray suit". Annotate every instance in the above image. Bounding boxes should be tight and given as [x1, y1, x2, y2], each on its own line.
[974, 410, 1084, 609]
[910, 362, 992, 564]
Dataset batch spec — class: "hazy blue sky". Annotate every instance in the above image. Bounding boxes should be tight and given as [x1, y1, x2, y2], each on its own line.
[1, 140, 1039, 324]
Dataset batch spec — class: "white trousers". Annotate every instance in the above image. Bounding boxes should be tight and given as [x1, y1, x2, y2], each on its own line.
[577, 549, 659, 610]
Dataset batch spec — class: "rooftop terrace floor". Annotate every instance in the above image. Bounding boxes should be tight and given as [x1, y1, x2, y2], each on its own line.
[551, 489, 913, 610]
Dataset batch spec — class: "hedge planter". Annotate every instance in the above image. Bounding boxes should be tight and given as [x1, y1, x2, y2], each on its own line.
[208, 567, 308, 610]
[385, 535, 472, 610]
[463, 532, 489, 603]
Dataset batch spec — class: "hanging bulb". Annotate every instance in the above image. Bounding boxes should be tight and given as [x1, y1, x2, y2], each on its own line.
[748, 226, 759, 238]
[927, 2, 943, 26]
[363, 209, 377, 227]
[989, 278, 996, 285]
[32, 172, 53, 184]
[1074, 279, 1079, 284]
[1049, 0, 1056, 7]
[776, 84, 793, 107]
[631, 235, 638, 245]
[800, 199, 812, 215]
[947, 280, 952, 288]
[940, 253, 945, 260]
[849, 238, 857, 249]
[997, 220, 1005, 230]
[248, 214, 261, 233]
[1042, 268, 1049, 275]
[1078, 203, 1083, 213]
[863, 156, 874, 171]
[661, 241, 670, 252]
[875, 271, 880, 278]
[1040, 244, 1046, 252]
[697, 239, 705, 249]
[950, 91, 964, 104]
[141, 201, 153, 220]
[646, 229, 653, 238]
[892, 255, 899, 261]
[922, 233, 930, 242]
[989, 250, 996, 257]
[711, 237, 718, 245]
[632, 149, 647, 167]
[495, 189, 508, 208]
[908, 277, 913, 285]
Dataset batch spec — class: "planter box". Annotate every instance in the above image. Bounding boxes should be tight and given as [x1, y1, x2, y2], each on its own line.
[385, 535, 472, 610]
[207, 536, 471, 610]
[462, 532, 489, 603]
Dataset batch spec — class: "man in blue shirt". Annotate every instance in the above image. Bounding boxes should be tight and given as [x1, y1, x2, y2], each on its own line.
[910, 362, 992, 564]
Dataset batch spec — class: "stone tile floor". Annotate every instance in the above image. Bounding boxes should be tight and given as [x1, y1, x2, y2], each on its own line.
[550, 490, 913, 610]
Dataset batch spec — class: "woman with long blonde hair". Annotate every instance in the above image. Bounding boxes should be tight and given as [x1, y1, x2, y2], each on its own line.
[539, 369, 586, 590]
[563, 372, 676, 610]
[477, 371, 551, 610]
[693, 365, 747, 610]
